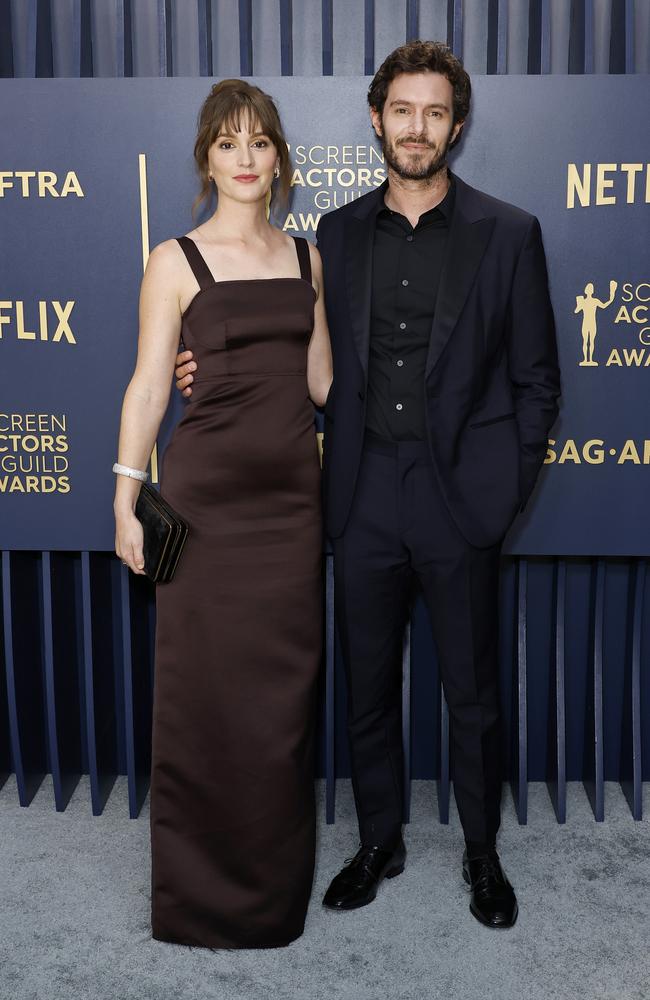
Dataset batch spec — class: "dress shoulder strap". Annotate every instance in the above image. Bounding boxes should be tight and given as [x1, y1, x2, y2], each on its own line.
[293, 236, 312, 285]
[176, 236, 215, 291]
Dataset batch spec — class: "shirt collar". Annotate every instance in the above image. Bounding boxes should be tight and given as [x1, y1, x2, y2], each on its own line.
[377, 170, 456, 225]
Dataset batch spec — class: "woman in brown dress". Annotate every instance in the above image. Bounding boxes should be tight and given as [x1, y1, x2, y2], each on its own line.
[113, 80, 332, 948]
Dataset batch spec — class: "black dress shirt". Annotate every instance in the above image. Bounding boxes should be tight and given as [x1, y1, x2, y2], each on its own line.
[365, 175, 455, 441]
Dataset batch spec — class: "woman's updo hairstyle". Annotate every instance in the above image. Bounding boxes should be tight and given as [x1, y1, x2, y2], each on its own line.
[193, 79, 292, 217]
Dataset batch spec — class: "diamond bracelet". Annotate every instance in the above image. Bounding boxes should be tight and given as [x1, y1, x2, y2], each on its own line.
[112, 462, 149, 483]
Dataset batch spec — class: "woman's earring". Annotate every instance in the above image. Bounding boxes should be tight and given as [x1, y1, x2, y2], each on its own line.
[274, 166, 280, 179]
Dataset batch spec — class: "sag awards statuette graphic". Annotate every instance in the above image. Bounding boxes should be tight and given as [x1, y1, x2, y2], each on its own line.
[574, 281, 650, 368]
[575, 281, 617, 366]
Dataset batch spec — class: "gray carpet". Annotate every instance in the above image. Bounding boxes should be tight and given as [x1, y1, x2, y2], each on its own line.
[1, 777, 649, 1000]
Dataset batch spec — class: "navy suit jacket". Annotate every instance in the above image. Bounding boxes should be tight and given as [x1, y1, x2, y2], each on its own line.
[316, 173, 561, 548]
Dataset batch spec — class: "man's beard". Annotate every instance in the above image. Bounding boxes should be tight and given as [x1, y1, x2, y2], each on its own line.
[381, 129, 451, 181]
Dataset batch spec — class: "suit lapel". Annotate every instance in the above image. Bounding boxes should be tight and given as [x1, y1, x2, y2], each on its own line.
[344, 183, 386, 379]
[425, 177, 495, 378]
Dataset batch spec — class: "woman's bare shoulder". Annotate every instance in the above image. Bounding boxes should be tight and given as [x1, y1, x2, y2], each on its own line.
[278, 230, 321, 265]
[148, 237, 186, 262]
[144, 238, 189, 278]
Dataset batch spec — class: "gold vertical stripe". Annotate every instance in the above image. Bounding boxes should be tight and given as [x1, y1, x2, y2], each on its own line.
[138, 153, 150, 270]
[138, 152, 159, 484]
[150, 442, 159, 483]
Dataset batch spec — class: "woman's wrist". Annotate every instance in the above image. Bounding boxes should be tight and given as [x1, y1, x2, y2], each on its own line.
[114, 498, 138, 518]
[113, 481, 141, 516]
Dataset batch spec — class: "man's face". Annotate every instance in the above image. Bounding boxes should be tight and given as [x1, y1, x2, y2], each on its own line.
[371, 71, 462, 182]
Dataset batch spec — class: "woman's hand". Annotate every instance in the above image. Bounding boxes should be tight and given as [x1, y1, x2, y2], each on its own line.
[115, 508, 146, 575]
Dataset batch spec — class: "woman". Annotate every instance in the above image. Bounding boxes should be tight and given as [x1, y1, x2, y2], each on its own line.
[114, 79, 332, 949]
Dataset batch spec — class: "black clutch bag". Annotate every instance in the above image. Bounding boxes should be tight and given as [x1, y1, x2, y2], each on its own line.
[134, 483, 189, 584]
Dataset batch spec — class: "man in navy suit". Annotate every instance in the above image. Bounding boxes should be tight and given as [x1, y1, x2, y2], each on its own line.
[175, 41, 560, 929]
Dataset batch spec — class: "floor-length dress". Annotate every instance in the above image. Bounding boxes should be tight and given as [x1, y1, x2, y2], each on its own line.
[150, 235, 322, 949]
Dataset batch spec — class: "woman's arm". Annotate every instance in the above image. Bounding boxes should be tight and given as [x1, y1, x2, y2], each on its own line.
[306, 243, 333, 408]
[114, 240, 183, 573]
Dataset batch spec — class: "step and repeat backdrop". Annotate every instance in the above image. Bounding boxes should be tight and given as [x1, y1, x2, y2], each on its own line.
[1, 75, 648, 554]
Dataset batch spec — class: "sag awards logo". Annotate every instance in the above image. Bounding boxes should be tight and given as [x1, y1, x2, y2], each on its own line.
[0, 413, 71, 494]
[574, 281, 650, 368]
[281, 144, 385, 232]
[545, 279, 650, 467]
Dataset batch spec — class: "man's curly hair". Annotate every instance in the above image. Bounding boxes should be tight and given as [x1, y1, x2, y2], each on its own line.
[368, 40, 471, 148]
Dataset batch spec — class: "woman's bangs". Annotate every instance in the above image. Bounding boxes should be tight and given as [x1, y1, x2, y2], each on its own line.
[215, 98, 264, 141]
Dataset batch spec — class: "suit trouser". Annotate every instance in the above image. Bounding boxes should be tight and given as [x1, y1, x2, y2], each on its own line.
[333, 435, 503, 848]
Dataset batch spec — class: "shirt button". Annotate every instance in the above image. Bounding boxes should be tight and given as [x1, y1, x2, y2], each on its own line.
[399, 322, 407, 330]
[397, 360, 404, 367]
[396, 403, 403, 411]
[402, 279, 409, 287]
[406, 235, 414, 242]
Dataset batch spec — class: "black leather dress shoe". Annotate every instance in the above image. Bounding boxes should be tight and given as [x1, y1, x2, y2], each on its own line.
[462, 849, 518, 929]
[322, 839, 406, 911]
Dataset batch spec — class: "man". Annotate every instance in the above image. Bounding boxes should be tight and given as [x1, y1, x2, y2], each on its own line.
[175, 41, 560, 929]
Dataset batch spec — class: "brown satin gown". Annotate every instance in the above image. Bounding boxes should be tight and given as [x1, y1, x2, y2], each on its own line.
[151, 235, 322, 949]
